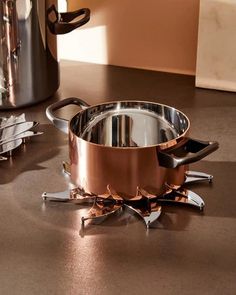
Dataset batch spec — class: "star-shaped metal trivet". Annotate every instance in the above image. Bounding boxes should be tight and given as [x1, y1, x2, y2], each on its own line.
[42, 165, 212, 228]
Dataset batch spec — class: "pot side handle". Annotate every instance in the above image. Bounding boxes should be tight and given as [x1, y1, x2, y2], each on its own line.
[158, 138, 219, 168]
[47, 5, 90, 35]
[46, 97, 90, 134]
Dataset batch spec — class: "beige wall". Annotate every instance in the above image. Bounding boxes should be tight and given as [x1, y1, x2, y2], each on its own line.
[63, 0, 199, 75]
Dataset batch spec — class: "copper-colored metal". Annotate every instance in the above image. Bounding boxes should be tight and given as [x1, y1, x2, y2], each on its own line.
[69, 131, 168, 199]
[166, 165, 189, 187]
[46, 98, 218, 200]
[69, 128, 195, 199]
[79, 185, 162, 228]
[43, 170, 212, 228]
[81, 200, 123, 224]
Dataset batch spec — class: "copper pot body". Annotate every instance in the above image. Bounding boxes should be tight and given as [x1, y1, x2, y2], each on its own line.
[66, 100, 192, 198]
[69, 133, 189, 198]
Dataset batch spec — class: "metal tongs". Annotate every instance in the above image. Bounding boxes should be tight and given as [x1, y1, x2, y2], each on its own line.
[0, 113, 43, 160]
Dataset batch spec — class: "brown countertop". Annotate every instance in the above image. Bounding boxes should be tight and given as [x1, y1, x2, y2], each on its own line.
[0, 61, 236, 295]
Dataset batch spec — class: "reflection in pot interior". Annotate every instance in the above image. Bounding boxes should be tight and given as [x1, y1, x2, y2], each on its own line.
[70, 102, 189, 147]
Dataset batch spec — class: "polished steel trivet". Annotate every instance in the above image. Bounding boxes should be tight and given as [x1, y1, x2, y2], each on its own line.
[42, 167, 212, 228]
[0, 114, 43, 160]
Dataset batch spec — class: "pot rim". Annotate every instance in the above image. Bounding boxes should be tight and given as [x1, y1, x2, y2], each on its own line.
[69, 100, 191, 150]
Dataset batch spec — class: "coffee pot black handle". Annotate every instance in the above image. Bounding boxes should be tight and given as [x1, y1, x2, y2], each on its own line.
[47, 5, 90, 35]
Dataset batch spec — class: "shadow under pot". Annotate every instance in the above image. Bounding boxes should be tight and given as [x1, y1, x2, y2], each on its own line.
[46, 98, 219, 199]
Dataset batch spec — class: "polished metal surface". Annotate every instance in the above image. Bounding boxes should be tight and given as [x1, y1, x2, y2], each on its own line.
[0, 130, 43, 145]
[0, 0, 60, 108]
[185, 170, 213, 183]
[159, 187, 205, 209]
[47, 98, 218, 198]
[0, 121, 38, 142]
[0, 155, 7, 160]
[71, 101, 189, 147]
[81, 199, 123, 226]
[0, 137, 22, 154]
[0, 113, 26, 129]
[0, 113, 42, 158]
[69, 135, 168, 197]
[43, 170, 209, 228]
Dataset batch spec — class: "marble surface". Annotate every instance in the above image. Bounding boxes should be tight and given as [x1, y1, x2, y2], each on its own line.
[196, 0, 236, 92]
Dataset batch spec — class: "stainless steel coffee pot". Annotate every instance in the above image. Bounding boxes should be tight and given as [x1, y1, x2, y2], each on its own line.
[0, 0, 90, 109]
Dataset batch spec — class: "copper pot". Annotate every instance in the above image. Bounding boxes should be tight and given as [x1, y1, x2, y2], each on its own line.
[46, 98, 219, 199]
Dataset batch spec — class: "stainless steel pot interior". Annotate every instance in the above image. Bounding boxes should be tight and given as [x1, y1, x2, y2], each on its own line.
[70, 101, 190, 148]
